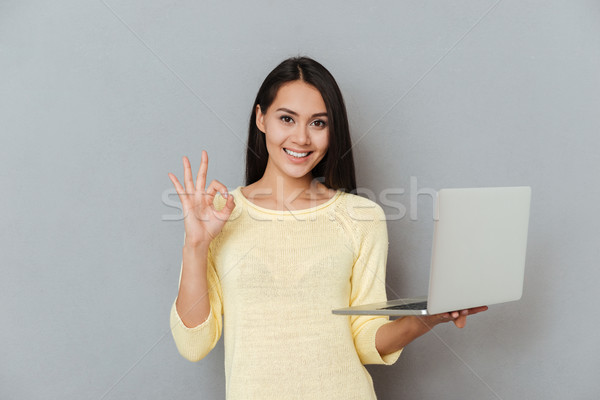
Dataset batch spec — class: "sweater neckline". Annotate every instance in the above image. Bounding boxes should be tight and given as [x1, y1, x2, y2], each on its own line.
[233, 185, 343, 215]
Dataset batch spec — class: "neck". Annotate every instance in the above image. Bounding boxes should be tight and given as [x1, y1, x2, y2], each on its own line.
[255, 175, 324, 198]
[248, 164, 330, 204]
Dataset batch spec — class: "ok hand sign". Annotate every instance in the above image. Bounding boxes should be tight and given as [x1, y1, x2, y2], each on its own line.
[168, 150, 236, 247]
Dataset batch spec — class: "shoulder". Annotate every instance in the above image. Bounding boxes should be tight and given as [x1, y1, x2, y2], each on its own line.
[333, 192, 388, 250]
[337, 191, 386, 223]
[334, 193, 388, 258]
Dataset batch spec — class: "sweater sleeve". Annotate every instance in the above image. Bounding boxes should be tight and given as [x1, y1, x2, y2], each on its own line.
[169, 234, 223, 362]
[349, 203, 403, 366]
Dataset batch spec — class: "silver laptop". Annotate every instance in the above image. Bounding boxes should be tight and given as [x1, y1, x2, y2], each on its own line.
[332, 186, 532, 316]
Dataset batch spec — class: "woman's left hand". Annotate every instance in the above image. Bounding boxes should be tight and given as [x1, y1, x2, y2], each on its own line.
[420, 306, 489, 329]
[376, 305, 489, 356]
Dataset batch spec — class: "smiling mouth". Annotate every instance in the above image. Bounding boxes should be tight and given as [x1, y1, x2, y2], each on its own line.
[283, 148, 313, 158]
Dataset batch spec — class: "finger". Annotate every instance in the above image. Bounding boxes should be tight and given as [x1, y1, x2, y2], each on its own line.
[183, 156, 195, 193]
[168, 173, 185, 194]
[195, 150, 208, 192]
[467, 306, 489, 315]
[168, 173, 191, 210]
[215, 191, 236, 220]
[206, 179, 229, 200]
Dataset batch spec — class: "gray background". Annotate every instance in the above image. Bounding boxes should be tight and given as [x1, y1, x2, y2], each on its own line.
[2, 0, 599, 399]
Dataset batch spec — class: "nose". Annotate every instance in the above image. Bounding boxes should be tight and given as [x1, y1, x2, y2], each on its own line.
[292, 125, 311, 145]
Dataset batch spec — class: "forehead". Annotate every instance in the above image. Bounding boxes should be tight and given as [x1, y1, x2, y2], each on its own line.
[271, 81, 327, 113]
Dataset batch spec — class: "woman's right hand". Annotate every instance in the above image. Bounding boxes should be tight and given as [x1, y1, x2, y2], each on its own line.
[168, 150, 236, 247]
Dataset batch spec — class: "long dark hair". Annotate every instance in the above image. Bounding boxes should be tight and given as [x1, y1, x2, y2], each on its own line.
[244, 56, 357, 193]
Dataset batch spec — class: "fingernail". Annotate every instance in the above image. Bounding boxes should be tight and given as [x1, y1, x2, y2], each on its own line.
[223, 192, 229, 198]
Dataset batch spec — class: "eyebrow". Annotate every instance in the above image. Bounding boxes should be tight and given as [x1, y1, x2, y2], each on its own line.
[275, 108, 328, 118]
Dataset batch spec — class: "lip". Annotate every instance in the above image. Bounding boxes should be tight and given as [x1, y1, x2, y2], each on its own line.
[283, 147, 313, 163]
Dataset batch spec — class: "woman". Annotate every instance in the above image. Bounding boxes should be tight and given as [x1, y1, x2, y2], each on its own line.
[168, 56, 487, 399]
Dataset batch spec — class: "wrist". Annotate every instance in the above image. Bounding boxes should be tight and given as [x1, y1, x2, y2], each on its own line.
[183, 239, 211, 250]
[409, 315, 436, 336]
[183, 242, 210, 254]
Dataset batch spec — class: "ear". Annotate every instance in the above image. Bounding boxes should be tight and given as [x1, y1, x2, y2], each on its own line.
[255, 104, 266, 133]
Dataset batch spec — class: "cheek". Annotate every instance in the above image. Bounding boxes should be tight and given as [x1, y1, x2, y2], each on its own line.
[317, 130, 330, 151]
[265, 127, 285, 146]
[263, 122, 288, 144]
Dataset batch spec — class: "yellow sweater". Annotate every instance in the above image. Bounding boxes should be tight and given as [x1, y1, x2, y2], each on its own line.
[170, 186, 402, 399]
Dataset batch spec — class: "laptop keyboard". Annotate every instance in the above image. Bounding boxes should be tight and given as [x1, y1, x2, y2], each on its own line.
[379, 301, 428, 311]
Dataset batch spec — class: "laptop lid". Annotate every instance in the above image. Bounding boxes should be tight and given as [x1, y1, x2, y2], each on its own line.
[332, 186, 531, 316]
[426, 186, 531, 314]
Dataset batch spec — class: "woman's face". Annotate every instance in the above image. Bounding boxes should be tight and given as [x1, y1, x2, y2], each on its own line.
[256, 80, 329, 182]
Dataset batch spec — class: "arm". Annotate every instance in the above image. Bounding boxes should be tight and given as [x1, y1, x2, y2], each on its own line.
[348, 202, 403, 365]
[175, 241, 211, 328]
[169, 234, 224, 362]
[167, 152, 233, 362]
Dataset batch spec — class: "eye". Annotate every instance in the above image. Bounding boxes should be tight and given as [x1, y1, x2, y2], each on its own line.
[280, 115, 294, 124]
[311, 119, 328, 128]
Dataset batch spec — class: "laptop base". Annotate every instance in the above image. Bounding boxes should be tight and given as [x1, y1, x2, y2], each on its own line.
[332, 297, 430, 316]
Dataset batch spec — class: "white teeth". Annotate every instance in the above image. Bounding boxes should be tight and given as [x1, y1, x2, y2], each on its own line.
[284, 148, 310, 158]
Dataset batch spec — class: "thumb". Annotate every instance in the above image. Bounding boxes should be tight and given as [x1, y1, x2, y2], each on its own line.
[216, 193, 236, 219]
[454, 315, 467, 329]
